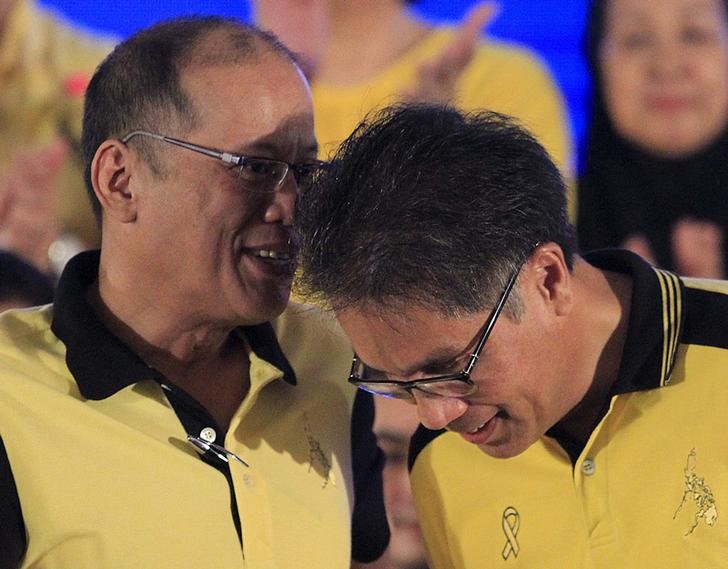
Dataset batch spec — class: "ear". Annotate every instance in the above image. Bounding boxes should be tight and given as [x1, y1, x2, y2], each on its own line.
[527, 242, 573, 317]
[90, 140, 137, 223]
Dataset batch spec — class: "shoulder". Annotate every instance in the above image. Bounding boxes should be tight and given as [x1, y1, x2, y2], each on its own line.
[0, 305, 55, 355]
[463, 38, 561, 103]
[680, 278, 728, 350]
[0, 305, 71, 393]
[423, 26, 557, 85]
[273, 302, 351, 354]
[271, 302, 353, 387]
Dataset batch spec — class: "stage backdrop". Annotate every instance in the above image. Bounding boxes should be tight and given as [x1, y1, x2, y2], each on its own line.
[39, 0, 590, 160]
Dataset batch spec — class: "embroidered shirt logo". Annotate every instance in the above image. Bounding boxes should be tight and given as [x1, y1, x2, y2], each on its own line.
[303, 413, 333, 488]
[501, 506, 520, 560]
[673, 448, 718, 535]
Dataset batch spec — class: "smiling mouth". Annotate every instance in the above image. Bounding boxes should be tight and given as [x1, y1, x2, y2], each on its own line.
[252, 249, 292, 261]
[468, 420, 489, 434]
[463, 410, 508, 435]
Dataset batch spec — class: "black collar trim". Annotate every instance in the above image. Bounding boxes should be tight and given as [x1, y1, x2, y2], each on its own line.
[51, 250, 296, 400]
[583, 249, 684, 393]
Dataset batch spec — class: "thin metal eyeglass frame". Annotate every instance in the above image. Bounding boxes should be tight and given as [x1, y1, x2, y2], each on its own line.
[348, 257, 525, 400]
[120, 130, 327, 192]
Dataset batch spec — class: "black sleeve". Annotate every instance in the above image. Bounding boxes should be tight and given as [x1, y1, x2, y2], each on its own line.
[350, 390, 390, 563]
[0, 436, 26, 569]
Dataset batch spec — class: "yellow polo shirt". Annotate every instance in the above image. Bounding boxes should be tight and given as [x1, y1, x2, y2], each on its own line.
[410, 250, 728, 568]
[0, 251, 388, 568]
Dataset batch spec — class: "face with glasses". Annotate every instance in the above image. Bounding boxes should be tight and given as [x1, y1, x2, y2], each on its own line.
[337, 247, 584, 459]
[114, 53, 317, 325]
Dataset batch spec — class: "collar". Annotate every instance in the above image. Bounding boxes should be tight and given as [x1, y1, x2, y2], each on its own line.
[51, 250, 296, 400]
[583, 249, 684, 393]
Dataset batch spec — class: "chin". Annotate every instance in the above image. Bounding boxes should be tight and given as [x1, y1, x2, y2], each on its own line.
[390, 550, 429, 569]
[635, 126, 719, 159]
[477, 432, 534, 460]
[234, 287, 291, 325]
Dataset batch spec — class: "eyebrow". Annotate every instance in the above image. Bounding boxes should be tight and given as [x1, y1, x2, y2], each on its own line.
[611, 2, 718, 23]
[234, 138, 319, 159]
[357, 348, 458, 380]
[397, 346, 471, 378]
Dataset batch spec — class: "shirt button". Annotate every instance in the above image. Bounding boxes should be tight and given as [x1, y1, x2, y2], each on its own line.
[200, 427, 217, 443]
[582, 458, 596, 476]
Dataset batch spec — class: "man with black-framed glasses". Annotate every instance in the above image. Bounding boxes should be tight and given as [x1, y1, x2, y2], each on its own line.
[0, 16, 388, 569]
[296, 103, 728, 568]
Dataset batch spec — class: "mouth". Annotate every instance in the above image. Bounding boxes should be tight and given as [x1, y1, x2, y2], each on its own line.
[458, 410, 506, 444]
[242, 243, 298, 277]
[647, 95, 692, 113]
[251, 249, 293, 261]
[468, 420, 489, 434]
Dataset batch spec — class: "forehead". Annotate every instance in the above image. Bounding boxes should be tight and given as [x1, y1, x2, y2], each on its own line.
[337, 306, 484, 375]
[605, 0, 726, 25]
[180, 51, 315, 149]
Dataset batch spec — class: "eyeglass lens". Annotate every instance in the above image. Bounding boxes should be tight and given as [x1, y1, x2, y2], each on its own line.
[235, 159, 322, 192]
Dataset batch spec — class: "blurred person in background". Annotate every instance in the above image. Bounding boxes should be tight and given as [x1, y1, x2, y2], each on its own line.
[253, 0, 573, 181]
[577, 0, 728, 278]
[0, 249, 53, 312]
[372, 397, 428, 569]
[0, 0, 114, 275]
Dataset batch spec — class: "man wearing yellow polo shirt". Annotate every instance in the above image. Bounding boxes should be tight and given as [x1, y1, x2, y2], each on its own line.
[0, 16, 388, 569]
[295, 104, 728, 568]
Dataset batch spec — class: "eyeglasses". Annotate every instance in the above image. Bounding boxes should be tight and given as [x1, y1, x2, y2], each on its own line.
[348, 257, 527, 401]
[121, 130, 328, 193]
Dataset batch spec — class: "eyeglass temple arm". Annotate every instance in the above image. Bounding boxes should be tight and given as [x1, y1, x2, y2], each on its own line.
[121, 130, 241, 165]
[463, 265, 522, 375]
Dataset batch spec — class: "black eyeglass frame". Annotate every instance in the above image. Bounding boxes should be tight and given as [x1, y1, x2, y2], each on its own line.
[348, 252, 531, 400]
[120, 130, 328, 192]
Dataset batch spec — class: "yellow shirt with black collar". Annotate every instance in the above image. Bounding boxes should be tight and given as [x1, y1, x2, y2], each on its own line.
[409, 250, 728, 568]
[0, 251, 388, 569]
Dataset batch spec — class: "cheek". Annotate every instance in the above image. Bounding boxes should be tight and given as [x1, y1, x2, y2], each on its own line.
[700, 56, 728, 119]
[600, 55, 643, 128]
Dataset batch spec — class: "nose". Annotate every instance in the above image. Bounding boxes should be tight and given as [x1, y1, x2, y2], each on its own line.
[263, 172, 298, 225]
[649, 39, 687, 82]
[412, 391, 468, 430]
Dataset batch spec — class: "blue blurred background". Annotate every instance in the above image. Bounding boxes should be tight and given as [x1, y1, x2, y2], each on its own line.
[39, 0, 591, 150]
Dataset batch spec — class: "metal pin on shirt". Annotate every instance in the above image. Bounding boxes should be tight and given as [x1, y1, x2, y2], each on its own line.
[187, 435, 250, 467]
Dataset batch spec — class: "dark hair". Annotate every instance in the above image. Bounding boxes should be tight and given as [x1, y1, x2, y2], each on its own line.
[0, 251, 54, 307]
[81, 16, 296, 220]
[296, 103, 576, 316]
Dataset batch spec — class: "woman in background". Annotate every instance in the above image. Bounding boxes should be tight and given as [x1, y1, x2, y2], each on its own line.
[577, 0, 728, 278]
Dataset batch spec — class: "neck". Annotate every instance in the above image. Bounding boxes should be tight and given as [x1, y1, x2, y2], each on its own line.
[92, 250, 236, 370]
[318, 0, 430, 85]
[555, 260, 632, 446]
[90, 259, 252, 430]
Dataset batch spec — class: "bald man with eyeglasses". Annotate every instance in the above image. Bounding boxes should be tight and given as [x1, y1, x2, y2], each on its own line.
[0, 16, 388, 569]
